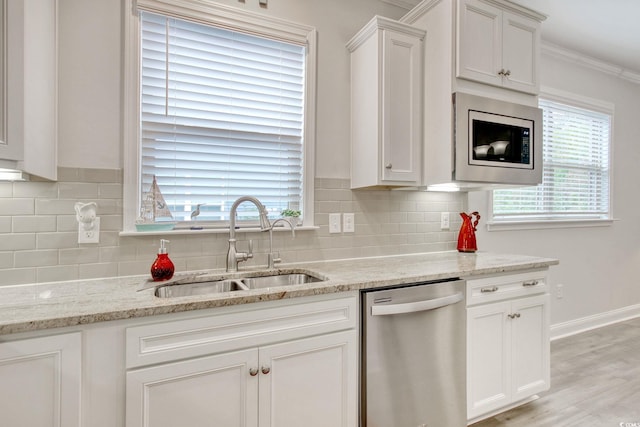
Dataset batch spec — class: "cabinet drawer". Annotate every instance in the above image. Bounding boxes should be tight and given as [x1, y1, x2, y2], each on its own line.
[126, 294, 357, 369]
[466, 270, 547, 306]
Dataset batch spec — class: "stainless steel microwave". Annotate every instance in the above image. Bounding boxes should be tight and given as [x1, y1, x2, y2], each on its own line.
[453, 92, 542, 186]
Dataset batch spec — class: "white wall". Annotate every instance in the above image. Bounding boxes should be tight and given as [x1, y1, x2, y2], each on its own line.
[469, 51, 640, 328]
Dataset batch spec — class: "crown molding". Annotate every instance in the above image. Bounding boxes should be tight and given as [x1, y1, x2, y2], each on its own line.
[542, 42, 640, 85]
[380, 0, 421, 11]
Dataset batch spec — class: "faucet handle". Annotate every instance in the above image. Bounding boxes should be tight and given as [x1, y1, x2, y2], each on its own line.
[247, 240, 254, 259]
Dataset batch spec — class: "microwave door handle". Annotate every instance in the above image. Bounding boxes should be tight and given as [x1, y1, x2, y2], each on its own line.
[371, 292, 463, 316]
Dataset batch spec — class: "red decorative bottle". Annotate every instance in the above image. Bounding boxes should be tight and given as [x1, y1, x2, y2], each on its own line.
[151, 239, 175, 281]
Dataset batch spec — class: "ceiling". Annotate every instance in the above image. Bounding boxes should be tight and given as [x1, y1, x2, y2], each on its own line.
[509, 0, 640, 74]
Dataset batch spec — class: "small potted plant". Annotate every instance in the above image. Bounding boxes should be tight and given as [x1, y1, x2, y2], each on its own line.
[280, 209, 301, 227]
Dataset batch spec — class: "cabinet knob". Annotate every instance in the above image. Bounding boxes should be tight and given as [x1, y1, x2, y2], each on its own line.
[249, 368, 259, 377]
[261, 366, 271, 375]
[504, 69, 511, 77]
[522, 280, 539, 287]
[385, 163, 393, 169]
[508, 313, 521, 319]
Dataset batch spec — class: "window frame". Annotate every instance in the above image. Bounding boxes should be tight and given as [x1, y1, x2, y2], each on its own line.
[487, 87, 615, 231]
[122, 0, 317, 233]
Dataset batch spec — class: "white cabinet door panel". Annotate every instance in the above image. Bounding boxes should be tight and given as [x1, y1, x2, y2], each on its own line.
[511, 294, 550, 401]
[126, 349, 259, 427]
[502, 11, 539, 93]
[259, 330, 357, 427]
[0, 332, 81, 427]
[467, 301, 511, 418]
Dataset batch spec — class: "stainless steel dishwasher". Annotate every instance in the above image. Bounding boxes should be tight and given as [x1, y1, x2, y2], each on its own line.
[361, 278, 466, 427]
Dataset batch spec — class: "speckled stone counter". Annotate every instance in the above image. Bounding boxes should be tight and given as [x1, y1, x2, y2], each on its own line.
[0, 251, 558, 335]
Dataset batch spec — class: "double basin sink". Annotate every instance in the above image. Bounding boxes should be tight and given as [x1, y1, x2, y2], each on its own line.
[151, 270, 325, 298]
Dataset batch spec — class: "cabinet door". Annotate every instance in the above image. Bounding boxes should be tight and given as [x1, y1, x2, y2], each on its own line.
[510, 294, 550, 401]
[259, 330, 358, 427]
[501, 11, 539, 93]
[0, 332, 82, 427]
[457, 0, 502, 87]
[467, 301, 511, 419]
[381, 28, 421, 184]
[126, 349, 259, 427]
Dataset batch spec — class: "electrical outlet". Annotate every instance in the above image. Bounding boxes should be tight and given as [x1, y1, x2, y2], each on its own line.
[343, 213, 355, 233]
[78, 217, 100, 244]
[440, 212, 450, 230]
[329, 213, 341, 234]
[556, 283, 564, 299]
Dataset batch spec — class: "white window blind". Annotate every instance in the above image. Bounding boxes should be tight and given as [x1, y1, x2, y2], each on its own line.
[140, 11, 306, 223]
[493, 97, 611, 222]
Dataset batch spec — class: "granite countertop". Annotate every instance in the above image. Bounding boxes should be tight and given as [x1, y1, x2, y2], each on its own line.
[0, 251, 558, 336]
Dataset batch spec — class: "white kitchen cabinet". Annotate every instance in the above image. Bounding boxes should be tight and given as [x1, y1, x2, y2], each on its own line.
[457, 0, 541, 94]
[466, 270, 550, 422]
[1, 0, 58, 180]
[400, 0, 545, 190]
[347, 16, 424, 189]
[125, 294, 358, 427]
[0, 332, 82, 427]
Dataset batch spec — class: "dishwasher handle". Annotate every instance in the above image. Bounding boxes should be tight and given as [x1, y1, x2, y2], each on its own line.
[371, 292, 464, 316]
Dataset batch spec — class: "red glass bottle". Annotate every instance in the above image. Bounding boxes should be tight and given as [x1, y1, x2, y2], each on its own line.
[151, 239, 174, 281]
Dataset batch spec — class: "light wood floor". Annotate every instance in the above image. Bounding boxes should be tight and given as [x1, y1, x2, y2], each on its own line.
[471, 317, 640, 427]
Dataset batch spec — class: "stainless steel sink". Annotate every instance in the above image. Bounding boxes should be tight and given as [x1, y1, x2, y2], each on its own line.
[153, 271, 325, 298]
[155, 279, 248, 298]
[242, 273, 322, 290]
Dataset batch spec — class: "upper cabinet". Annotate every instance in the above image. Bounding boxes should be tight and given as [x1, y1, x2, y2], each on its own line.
[347, 16, 425, 189]
[0, 0, 58, 180]
[457, 0, 542, 94]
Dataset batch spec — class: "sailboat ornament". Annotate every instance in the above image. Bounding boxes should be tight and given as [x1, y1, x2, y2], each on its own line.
[135, 175, 176, 231]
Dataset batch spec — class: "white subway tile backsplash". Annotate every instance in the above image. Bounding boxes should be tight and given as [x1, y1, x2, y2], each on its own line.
[58, 182, 99, 199]
[37, 265, 80, 283]
[36, 232, 78, 250]
[12, 216, 57, 233]
[15, 250, 59, 267]
[0, 234, 36, 251]
[0, 168, 465, 287]
[0, 217, 11, 232]
[0, 199, 34, 216]
[13, 182, 58, 198]
[35, 199, 78, 215]
[59, 247, 100, 265]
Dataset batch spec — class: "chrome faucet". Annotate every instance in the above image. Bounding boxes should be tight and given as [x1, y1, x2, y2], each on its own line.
[226, 196, 271, 272]
[267, 218, 296, 269]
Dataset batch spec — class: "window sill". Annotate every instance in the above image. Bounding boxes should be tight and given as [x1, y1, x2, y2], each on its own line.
[486, 218, 617, 232]
[120, 225, 319, 237]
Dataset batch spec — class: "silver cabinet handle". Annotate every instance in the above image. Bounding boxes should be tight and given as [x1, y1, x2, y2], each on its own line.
[507, 313, 521, 319]
[249, 368, 258, 377]
[385, 163, 393, 169]
[480, 286, 498, 293]
[522, 280, 539, 287]
[261, 366, 271, 375]
[504, 69, 511, 77]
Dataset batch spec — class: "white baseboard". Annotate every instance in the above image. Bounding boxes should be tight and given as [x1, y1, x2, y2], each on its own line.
[550, 303, 640, 340]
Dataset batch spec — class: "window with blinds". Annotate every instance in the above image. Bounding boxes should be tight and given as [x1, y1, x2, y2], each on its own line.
[492, 96, 611, 223]
[139, 11, 306, 223]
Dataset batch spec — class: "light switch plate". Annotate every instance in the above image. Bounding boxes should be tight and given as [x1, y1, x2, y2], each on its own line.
[440, 212, 450, 230]
[329, 213, 341, 234]
[343, 213, 355, 233]
[78, 217, 100, 244]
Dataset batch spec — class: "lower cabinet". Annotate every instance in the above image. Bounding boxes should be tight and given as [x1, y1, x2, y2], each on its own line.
[466, 270, 550, 422]
[125, 294, 359, 427]
[0, 332, 82, 427]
